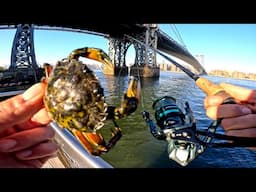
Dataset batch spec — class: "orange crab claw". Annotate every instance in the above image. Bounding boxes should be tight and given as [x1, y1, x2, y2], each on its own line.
[112, 76, 141, 119]
[106, 127, 122, 149]
[71, 126, 122, 156]
[72, 130, 108, 156]
[68, 47, 114, 71]
[126, 76, 141, 102]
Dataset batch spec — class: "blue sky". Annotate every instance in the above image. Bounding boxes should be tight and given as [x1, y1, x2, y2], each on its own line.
[1, 24, 256, 73]
[161, 24, 256, 73]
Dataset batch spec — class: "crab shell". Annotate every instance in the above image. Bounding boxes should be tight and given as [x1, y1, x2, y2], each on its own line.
[44, 59, 108, 132]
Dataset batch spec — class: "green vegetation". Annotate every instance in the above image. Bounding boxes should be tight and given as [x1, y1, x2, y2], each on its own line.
[0, 66, 5, 71]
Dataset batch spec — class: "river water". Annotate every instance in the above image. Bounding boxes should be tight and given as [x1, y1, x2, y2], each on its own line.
[94, 70, 256, 168]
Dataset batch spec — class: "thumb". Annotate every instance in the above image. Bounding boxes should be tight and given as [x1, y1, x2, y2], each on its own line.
[0, 83, 46, 131]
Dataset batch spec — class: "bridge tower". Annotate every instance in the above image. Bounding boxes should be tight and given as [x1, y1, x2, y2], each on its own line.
[9, 24, 43, 83]
[107, 38, 131, 75]
[134, 24, 158, 67]
[130, 24, 159, 77]
[10, 24, 38, 70]
[106, 24, 159, 78]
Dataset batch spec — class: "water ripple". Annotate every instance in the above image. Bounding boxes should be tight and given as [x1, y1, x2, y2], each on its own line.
[96, 71, 256, 168]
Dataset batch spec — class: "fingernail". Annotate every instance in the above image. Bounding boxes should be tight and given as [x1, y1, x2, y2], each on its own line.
[18, 150, 32, 158]
[0, 139, 17, 152]
[22, 83, 42, 101]
[241, 107, 252, 114]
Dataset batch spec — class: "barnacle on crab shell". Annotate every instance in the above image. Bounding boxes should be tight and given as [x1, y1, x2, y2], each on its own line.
[44, 58, 108, 132]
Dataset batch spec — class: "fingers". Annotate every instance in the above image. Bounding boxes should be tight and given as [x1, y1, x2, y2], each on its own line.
[17, 156, 58, 168]
[31, 108, 51, 125]
[0, 83, 47, 131]
[226, 128, 256, 138]
[16, 108, 51, 131]
[220, 83, 256, 103]
[0, 125, 55, 152]
[226, 127, 256, 151]
[205, 104, 252, 120]
[204, 84, 253, 120]
[204, 83, 256, 109]
[15, 141, 59, 160]
[204, 95, 228, 109]
[221, 114, 256, 131]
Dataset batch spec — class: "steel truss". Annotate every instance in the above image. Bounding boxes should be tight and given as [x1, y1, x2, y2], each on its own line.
[133, 24, 158, 67]
[10, 24, 38, 71]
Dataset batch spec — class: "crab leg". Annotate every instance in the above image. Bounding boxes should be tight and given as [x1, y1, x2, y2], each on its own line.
[72, 129, 108, 156]
[72, 124, 122, 156]
[107, 76, 141, 119]
[68, 47, 114, 70]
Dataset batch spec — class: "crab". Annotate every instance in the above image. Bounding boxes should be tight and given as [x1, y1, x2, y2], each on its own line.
[42, 47, 141, 156]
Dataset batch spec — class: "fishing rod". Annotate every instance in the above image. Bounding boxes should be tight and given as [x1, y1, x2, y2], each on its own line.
[125, 34, 236, 131]
[124, 34, 235, 104]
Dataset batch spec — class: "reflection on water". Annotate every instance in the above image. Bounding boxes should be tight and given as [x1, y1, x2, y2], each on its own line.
[95, 70, 256, 168]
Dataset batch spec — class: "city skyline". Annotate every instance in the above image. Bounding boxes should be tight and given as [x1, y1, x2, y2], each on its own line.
[1, 24, 256, 74]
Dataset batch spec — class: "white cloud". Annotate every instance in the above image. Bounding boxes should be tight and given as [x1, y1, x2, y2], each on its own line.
[0, 59, 10, 69]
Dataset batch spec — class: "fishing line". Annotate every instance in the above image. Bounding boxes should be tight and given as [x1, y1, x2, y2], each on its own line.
[136, 69, 144, 109]
[116, 65, 123, 99]
[170, 24, 188, 51]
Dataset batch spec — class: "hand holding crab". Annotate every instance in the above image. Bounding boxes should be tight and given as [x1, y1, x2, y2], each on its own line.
[43, 47, 141, 156]
[0, 83, 59, 168]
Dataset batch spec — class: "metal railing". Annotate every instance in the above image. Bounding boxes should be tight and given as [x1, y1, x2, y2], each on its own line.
[0, 90, 25, 97]
[50, 122, 113, 168]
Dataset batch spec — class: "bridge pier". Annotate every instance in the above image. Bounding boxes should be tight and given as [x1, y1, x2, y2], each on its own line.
[130, 64, 160, 78]
[103, 66, 128, 76]
[127, 63, 160, 78]
[103, 65, 160, 78]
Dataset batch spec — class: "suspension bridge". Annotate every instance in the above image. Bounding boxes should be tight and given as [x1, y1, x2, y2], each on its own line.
[0, 24, 204, 91]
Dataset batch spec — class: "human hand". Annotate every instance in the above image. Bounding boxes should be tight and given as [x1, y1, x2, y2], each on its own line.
[204, 82, 256, 138]
[0, 83, 59, 168]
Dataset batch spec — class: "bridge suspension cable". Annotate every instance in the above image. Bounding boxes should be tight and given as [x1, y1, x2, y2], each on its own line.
[169, 24, 188, 51]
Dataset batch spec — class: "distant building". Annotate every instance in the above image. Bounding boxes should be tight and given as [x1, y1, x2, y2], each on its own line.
[195, 54, 204, 67]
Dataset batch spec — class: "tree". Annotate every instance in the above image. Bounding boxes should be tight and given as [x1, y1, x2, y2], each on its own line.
[0, 66, 5, 71]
